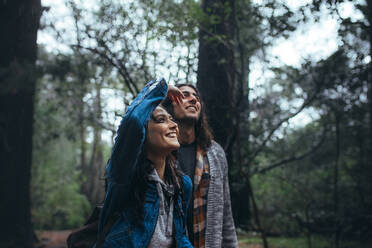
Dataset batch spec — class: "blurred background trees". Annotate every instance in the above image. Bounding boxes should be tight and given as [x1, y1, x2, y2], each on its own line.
[2, 0, 371, 247]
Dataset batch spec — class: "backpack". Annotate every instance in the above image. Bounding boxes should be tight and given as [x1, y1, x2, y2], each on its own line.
[66, 205, 119, 248]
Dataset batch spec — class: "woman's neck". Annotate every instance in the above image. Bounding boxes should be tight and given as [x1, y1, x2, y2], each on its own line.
[147, 151, 166, 181]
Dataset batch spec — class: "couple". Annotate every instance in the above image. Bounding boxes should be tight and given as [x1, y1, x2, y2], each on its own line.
[97, 79, 238, 248]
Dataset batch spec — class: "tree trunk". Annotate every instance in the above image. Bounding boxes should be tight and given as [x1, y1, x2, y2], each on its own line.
[79, 93, 88, 196]
[305, 202, 313, 248]
[244, 173, 269, 248]
[197, 0, 235, 163]
[87, 84, 105, 204]
[0, 0, 41, 247]
[233, 3, 252, 226]
[366, 0, 372, 184]
[333, 113, 341, 248]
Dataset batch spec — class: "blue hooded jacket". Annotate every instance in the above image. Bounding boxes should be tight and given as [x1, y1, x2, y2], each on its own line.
[97, 79, 193, 248]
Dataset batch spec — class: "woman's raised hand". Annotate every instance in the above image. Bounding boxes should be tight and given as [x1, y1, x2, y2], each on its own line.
[167, 85, 184, 105]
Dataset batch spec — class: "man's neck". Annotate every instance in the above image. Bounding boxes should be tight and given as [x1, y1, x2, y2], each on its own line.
[178, 122, 196, 145]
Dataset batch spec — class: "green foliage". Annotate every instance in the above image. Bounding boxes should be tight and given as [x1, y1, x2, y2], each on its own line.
[31, 136, 91, 229]
[32, 102, 91, 229]
[237, 0, 372, 233]
[31, 49, 93, 230]
[249, 93, 372, 237]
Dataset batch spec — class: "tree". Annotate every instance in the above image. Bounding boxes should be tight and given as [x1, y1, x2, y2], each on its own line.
[309, 0, 372, 188]
[298, 2, 372, 244]
[197, 0, 235, 160]
[31, 48, 93, 229]
[249, 42, 372, 245]
[0, 0, 41, 247]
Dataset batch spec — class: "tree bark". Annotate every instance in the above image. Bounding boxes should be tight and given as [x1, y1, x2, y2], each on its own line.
[232, 5, 252, 227]
[197, 0, 235, 163]
[0, 0, 41, 247]
[366, 0, 372, 177]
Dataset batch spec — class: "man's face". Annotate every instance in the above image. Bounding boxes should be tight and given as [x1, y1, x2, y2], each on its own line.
[172, 85, 201, 122]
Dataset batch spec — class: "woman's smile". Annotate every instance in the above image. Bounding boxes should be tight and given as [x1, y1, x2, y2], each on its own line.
[146, 106, 180, 153]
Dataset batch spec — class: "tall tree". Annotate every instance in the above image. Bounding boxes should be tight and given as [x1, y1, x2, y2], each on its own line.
[0, 0, 41, 247]
[197, 0, 235, 162]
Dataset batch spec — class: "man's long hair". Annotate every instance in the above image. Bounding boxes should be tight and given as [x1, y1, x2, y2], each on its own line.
[165, 83, 213, 152]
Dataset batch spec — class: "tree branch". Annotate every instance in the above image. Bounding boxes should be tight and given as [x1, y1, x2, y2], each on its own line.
[248, 83, 321, 163]
[252, 123, 327, 175]
[73, 44, 137, 96]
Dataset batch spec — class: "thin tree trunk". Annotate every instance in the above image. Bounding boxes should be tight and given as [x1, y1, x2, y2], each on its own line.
[367, 0, 372, 156]
[79, 98, 87, 194]
[88, 83, 105, 204]
[234, 6, 252, 227]
[366, 0, 372, 199]
[0, 0, 41, 247]
[243, 173, 269, 248]
[72, 10, 90, 198]
[333, 113, 341, 248]
[95, 85, 105, 203]
[240, 164, 269, 247]
[305, 202, 312, 248]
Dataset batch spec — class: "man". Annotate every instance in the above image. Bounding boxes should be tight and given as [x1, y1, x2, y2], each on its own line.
[168, 84, 238, 248]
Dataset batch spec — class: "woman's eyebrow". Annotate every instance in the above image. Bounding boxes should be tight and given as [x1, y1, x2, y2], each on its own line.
[152, 114, 166, 118]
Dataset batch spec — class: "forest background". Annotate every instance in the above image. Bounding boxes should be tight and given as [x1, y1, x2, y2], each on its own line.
[1, 0, 372, 248]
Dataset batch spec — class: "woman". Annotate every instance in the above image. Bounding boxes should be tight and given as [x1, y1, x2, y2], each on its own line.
[95, 79, 193, 248]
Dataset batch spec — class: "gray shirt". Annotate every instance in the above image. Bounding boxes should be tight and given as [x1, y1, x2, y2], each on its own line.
[178, 142, 197, 180]
[177, 142, 197, 240]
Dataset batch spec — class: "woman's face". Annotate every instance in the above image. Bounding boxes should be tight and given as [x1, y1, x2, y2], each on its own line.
[146, 106, 180, 154]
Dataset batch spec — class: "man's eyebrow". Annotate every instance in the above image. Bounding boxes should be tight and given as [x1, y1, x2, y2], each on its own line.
[182, 90, 199, 96]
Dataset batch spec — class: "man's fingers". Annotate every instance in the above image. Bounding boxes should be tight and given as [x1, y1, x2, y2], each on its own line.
[167, 85, 184, 104]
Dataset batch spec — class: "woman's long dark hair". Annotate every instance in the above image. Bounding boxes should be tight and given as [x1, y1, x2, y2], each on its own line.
[126, 104, 184, 225]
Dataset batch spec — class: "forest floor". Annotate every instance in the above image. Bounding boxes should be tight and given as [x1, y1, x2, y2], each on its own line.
[36, 230, 261, 248]
[36, 231, 367, 248]
[238, 235, 370, 248]
[36, 230, 72, 248]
